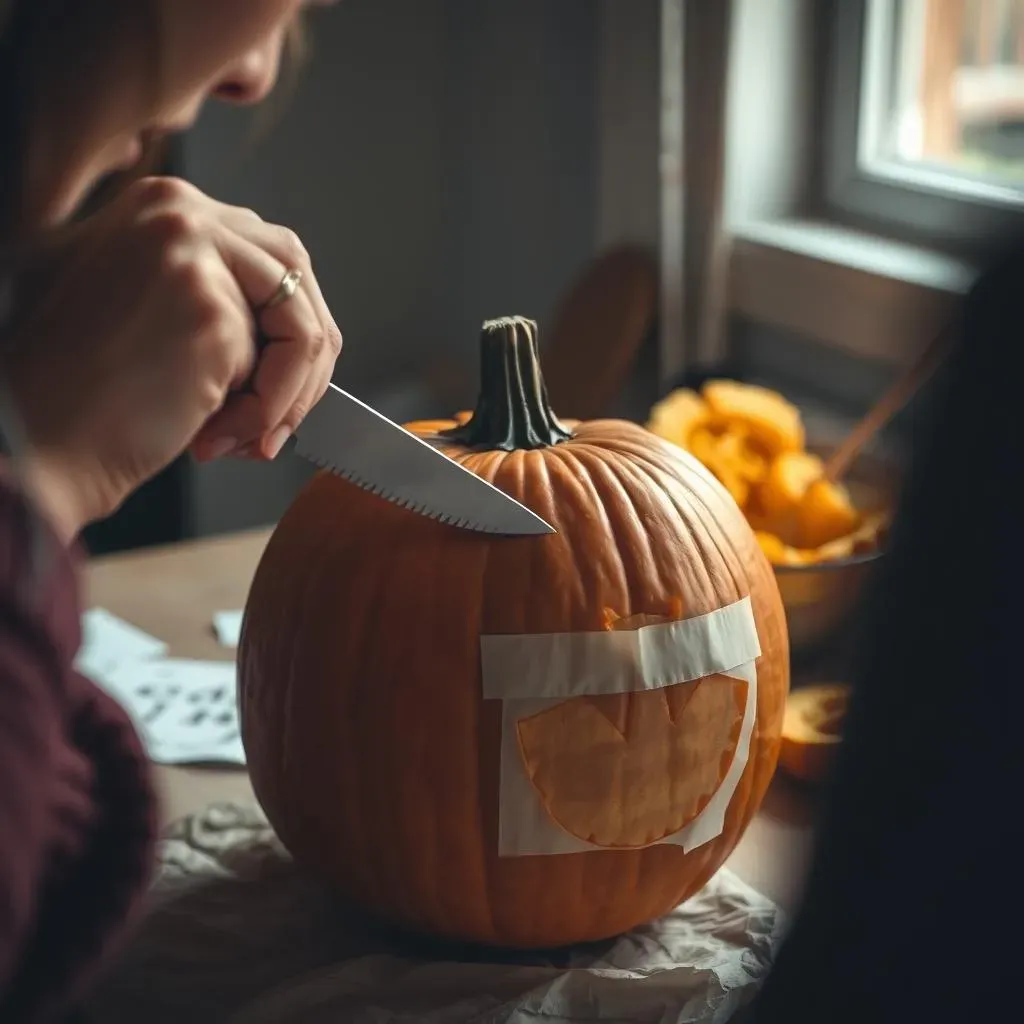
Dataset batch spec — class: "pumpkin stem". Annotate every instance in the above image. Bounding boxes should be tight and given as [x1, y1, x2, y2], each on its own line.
[442, 316, 573, 452]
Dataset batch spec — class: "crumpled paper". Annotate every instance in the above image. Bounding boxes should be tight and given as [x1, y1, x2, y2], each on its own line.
[87, 803, 786, 1024]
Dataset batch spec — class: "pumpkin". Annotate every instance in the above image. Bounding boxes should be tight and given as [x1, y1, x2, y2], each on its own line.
[778, 683, 850, 784]
[239, 316, 789, 949]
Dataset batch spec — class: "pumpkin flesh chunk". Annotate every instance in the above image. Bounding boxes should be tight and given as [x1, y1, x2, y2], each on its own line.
[516, 673, 747, 849]
[778, 682, 850, 784]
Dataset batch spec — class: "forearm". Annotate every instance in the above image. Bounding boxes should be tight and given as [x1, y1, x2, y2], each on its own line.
[5, 672, 157, 1024]
[0, 471, 75, 997]
[0, 468, 157, 1022]
[0, 607, 64, 995]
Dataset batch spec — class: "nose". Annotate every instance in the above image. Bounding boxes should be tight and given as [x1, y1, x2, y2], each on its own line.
[213, 33, 286, 106]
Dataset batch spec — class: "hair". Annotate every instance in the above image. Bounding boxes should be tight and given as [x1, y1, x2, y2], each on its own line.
[0, 0, 162, 240]
[0, 0, 305, 242]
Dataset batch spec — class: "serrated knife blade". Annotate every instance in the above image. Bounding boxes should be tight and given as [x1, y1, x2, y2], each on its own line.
[292, 383, 555, 535]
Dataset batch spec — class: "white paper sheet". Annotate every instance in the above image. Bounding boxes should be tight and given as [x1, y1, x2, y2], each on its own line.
[76, 607, 168, 682]
[90, 658, 245, 766]
[212, 609, 244, 648]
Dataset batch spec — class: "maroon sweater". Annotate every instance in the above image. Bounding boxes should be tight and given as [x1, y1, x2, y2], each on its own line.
[0, 472, 157, 1022]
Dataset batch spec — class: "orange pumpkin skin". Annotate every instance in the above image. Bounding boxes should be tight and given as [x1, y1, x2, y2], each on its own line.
[239, 319, 789, 950]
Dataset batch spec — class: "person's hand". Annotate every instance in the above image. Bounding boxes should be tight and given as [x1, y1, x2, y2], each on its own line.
[0, 176, 341, 541]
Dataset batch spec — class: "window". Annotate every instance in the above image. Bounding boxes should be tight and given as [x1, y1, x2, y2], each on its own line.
[713, 0, 978, 402]
[826, 0, 1024, 249]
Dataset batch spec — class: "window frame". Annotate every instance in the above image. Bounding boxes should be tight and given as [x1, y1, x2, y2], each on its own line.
[602, 0, 980, 400]
[823, 0, 1024, 255]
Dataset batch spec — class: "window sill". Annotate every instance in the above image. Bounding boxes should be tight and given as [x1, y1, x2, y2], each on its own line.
[727, 218, 975, 365]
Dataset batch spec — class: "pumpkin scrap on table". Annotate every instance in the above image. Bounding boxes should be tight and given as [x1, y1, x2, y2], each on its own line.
[239, 315, 790, 950]
[647, 381, 890, 567]
[778, 682, 851, 784]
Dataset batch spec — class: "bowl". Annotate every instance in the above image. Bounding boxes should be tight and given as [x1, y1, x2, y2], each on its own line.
[771, 443, 898, 665]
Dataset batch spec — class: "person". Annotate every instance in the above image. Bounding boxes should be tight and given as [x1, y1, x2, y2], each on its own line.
[747, 238, 1024, 1022]
[0, 2, 342, 1020]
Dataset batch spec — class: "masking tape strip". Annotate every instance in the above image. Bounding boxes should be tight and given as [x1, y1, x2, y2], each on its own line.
[481, 596, 760, 701]
[496, 661, 758, 857]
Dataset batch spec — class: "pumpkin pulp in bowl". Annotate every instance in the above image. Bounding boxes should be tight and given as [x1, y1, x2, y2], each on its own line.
[768, 445, 894, 660]
[647, 384, 895, 662]
[238, 316, 789, 950]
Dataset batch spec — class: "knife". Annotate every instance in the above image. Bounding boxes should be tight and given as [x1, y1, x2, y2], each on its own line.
[292, 383, 556, 536]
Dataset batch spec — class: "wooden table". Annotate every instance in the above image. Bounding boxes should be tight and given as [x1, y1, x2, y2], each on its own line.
[84, 528, 817, 912]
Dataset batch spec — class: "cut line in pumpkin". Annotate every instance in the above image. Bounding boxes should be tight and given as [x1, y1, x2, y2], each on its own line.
[516, 670, 747, 850]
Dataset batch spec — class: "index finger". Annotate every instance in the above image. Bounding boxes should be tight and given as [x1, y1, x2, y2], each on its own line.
[192, 232, 323, 457]
[216, 206, 344, 380]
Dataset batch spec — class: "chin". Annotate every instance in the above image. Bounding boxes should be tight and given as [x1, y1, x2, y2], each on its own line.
[41, 127, 179, 228]
[44, 180, 97, 227]
[50, 165, 135, 227]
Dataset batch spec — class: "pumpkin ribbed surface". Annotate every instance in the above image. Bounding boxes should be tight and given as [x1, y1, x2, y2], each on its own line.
[238, 318, 788, 949]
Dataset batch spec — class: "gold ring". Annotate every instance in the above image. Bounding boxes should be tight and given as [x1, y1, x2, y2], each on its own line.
[263, 267, 304, 310]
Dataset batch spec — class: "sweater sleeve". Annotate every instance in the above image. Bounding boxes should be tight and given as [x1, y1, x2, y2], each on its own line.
[0, 472, 158, 1023]
[0, 476, 73, 1000]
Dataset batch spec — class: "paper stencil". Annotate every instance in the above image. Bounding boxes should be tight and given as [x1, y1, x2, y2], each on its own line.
[76, 607, 168, 682]
[92, 658, 245, 766]
[481, 598, 761, 858]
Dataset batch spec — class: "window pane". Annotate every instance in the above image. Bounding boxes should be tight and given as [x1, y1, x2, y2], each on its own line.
[861, 0, 1024, 194]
